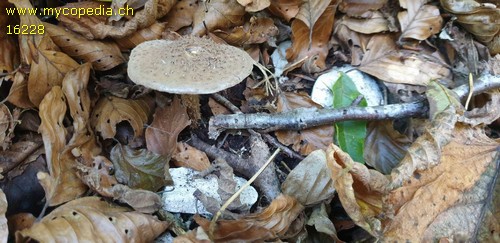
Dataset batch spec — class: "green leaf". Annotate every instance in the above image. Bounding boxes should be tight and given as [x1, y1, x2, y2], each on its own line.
[426, 80, 462, 120]
[332, 72, 367, 163]
[110, 144, 170, 191]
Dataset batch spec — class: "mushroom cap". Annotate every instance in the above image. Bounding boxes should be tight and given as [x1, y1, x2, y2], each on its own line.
[127, 37, 255, 94]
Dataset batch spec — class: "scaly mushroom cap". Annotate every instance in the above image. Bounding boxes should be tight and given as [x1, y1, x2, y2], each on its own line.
[127, 37, 255, 94]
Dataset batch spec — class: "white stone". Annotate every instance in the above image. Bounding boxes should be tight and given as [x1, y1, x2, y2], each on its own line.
[162, 167, 258, 215]
[271, 41, 292, 78]
[311, 65, 383, 107]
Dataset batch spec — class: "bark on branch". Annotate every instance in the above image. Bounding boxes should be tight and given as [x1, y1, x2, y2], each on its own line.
[209, 74, 500, 139]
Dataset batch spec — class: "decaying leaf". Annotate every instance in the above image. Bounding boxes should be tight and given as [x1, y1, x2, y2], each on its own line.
[172, 142, 210, 171]
[115, 22, 167, 49]
[213, 17, 278, 46]
[91, 96, 151, 139]
[286, 2, 336, 73]
[145, 96, 190, 157]
[364, 121, 412, 174]
[281, 150, 335, 206]
[460, 89, 500, 126]
[326, 143, 388, 237]
[45, 23, 125, 71]
[237, 0, 270, 12]
[15, 197, 169, 242]
[397, 0, 442, 42]
[162, 0, 198, 31]
[358, 34, 451, 85]
[307, 203, 339, 241]
[275, 92, 334, 155]
[196, 194, 304, 241]
[110, 143, 169, 191]
[339, 0, 387, 18]
[192, 0, 246, 36]
[268, 0, 301, 22]
[383, 124, 499, 241]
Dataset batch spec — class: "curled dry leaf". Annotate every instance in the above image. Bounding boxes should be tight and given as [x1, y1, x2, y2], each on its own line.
[145, 96, 190, 157]
[281, 150, 336, 206]
[110, 143, 169, 191]
[275, 92, 333, 155]
[192, 0, 246, 36]
[268, 0, 301, 22]
[45, 23, 125, 71]
[326, 143, 389, 237]
[383, 124, 499, 241]
[7, 70, 34, 109]
[213, 17, 279, 46]
[286, 3, 336, 73]
[115, 22, 167, 49]
[460, 89, 500, 126]
[58, 0, 175, 39]
[195, 194, 304, 241]
[15, 197, 169, 242]
[339, 11, 390, 34]
[397, 0, 442, 42]
[162, 0, 198, 31]
[172, 142, 210, 171]
[91, 96, 151, 139]
[357, 34, 451, 85]
[338, 0, 387, 18]
[237, 0, 270, 12]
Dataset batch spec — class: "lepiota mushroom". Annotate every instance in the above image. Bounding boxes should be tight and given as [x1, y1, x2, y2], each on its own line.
[127, 36, 271, 123]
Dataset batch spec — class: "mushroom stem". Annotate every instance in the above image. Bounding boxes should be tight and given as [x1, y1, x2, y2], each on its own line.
[180, 94, 201, 127]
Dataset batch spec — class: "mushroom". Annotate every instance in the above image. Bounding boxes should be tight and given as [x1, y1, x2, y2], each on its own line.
[127, 36, 273, 123]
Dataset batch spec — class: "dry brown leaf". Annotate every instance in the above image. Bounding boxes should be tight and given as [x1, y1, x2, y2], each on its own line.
[7, 71, 34, 108]
[286, 2, 336, 73]
[196, 194, 304, 241]
[213, 17, 278, 46]
[358, 34, 451, 85]
[338, 0, 387, 18]
[295, 0, 334, 36]
[0, 3, 19, 73]
[162, 0, 198, 31]
[145, 96, 190, 157]
[0, 104, 16, 151]
[58, 0, 175, 39]
[7, 213, 36, 234]
[115, 22, 167, 49]
[174, 227, 211, 243]
[15, 197, 169, 242]
[172, 142, 210, 171]
[0, 189, 6, 243]
[397, 0, 442, 42]
[460, 89, 500, 126]
[208, 97, 231, 115]
[326, 143, 389, 237]
[333, 20, 372, 65]
[383, 124, 499, 241]
[192, 0, 246, 36]
[110, 184, 162, 213]
[45, 23, 125, 71]
[237, 0, 270, 12]
[268, 0, 301, 22]
[38, 86, 87, 205]
[91, 95, 151, 139]
[340, 11, 390, 34]
[281, 150, 336, 206]
[275, 92, 334, 155]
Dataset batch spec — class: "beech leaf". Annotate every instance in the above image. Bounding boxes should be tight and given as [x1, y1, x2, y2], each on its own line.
[15, 197, 169, 242]
[397, 0, 442, 42]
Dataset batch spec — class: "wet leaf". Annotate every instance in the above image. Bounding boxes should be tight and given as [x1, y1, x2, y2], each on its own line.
[364, 121, 412, 174]
[358, 34, 451, 85]
[192, 0, 246, 36]
[45, 23, 125, 71]
[286, 2, 336, 73]
[195, 194, 304, 241]
[275, 92, 334, 155]
[110, 144, 169, 191]
[332, 72, 368, 163]
[145, 96, 190, 157]
[91, 96, 151, 139]
[15, 197, 169, 242]
[397, 0, 442, 42]
[281, 150, 335, 206]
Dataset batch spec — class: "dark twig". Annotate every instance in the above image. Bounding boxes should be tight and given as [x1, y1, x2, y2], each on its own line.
[209, 74, 500, 139]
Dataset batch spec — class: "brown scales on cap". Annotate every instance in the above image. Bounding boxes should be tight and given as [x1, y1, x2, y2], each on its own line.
[127, 36, 255, 94]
